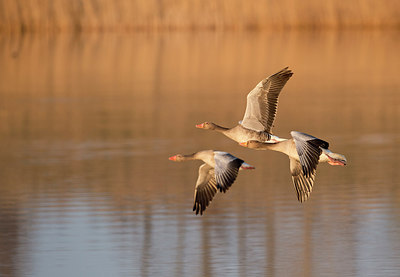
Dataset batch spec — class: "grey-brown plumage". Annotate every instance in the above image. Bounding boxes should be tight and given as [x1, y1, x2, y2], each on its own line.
[241, 67, 294, 133]
[214, 152, 244, 192]
[196, 67, 293, 143]
[289, 132, 330, 201]
[169, 150, 255, 215]
[290, 158, 315, 202]
[292, 131, 329, 178]
[193, 164, 218, 215]
[241, 131, 346, 202]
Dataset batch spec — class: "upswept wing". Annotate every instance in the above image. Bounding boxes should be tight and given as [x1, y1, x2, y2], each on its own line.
[241, 67, 293, 132]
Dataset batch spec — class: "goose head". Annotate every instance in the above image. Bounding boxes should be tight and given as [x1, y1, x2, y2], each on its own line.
[195, 122, 216, 130]
[168, 154, 184, 161]
[326, 152, 347, 166]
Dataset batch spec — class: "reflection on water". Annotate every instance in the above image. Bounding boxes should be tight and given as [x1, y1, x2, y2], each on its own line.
[0, 30, 400, 276]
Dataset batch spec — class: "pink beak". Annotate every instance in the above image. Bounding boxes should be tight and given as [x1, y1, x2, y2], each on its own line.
[168, 155, 177, 161]
[328, 160, 346, 166]
[195, 123, 204, 128]
[326, 155, 346, 166]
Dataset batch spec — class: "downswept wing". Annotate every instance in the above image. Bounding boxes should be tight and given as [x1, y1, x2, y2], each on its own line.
[291, 131, 329, 178]
[213, 151, 244, 193]
[241, 67, 293, 132]
[193, 164, 218, 215]
[289, 158, 316, 202]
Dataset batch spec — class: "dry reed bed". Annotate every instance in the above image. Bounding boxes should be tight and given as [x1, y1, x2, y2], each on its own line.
[1, 0, 400, 32]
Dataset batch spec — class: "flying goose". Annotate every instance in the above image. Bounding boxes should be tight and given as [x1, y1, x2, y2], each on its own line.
[196, 67, 293, 143]
[240, 131, 347, 202]
[169, 150, 255, 215]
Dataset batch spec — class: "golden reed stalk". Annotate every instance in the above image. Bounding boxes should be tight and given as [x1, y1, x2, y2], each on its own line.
[0, 0, 399, 32]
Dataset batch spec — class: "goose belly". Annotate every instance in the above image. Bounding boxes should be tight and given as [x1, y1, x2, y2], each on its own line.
[225, 126, 269, 143]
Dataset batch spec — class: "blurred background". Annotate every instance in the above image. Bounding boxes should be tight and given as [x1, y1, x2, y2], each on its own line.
[1, 0, 400, 31]
[0, 1, 400, 277]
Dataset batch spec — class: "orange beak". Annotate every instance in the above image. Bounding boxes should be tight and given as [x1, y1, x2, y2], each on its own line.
[239, 142, 248, 147]
[168, 155, 177, 161]
[195, 123, 204, 128]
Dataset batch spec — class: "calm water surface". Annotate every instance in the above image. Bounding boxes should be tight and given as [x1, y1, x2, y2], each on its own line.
[0, 30, 400, 277]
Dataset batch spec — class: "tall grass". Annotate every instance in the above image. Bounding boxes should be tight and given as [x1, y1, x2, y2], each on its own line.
[0, 0, 399, 32]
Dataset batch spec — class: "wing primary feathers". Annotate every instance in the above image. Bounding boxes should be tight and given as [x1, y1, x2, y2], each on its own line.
[290, 158, 316, 203]
[291, 131, 328, 178]
[214, 153, 243, 193]
[241, 67, 293, 132]
[191, 153, 249, 215]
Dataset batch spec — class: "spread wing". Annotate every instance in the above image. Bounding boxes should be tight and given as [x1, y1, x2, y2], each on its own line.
[193, 164, 218, 215]
[213, 151, 244, 193]
[241, 67, 293, 132]
[289, 158, 316, 202]
[291, 131, 329, 178]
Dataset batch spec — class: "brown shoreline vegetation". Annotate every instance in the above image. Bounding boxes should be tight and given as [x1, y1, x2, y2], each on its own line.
[1, 0, 400, 33]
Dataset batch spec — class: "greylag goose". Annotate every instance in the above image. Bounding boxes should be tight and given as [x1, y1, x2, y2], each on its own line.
[196, 67, 293, 143]
[169, 150, 255, 215]
[240, 131, 347, 202]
